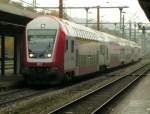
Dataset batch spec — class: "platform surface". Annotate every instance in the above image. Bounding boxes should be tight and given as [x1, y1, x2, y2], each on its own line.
[0, 74, 23, 88]
[107, 73, 150, 114]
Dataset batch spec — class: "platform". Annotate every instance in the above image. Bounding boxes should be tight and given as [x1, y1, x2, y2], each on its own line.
[0, 74, 23, 90]
[105, 72, 150, 114]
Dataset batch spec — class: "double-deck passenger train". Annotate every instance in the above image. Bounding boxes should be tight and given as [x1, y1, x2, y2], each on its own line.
[22, 16, 142, 84]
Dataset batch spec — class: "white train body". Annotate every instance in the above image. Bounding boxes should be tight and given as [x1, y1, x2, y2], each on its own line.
[22, 16, 142, 84]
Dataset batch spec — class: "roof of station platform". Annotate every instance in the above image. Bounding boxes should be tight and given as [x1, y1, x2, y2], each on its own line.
[0, 0, 40, 35]
[138, 0, 150, 21]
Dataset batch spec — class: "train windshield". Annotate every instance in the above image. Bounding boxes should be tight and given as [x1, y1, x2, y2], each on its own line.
[28, 29, 57, 58]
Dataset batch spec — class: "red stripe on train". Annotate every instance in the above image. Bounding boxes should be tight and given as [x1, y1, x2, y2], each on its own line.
[79, 65, 97, 74]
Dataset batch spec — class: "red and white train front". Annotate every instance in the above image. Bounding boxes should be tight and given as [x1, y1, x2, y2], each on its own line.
[22, 16, 65, 84]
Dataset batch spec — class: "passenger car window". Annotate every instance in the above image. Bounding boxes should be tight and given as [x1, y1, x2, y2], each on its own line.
[65, 39, 68, 52]
[71, 40, 74, 53]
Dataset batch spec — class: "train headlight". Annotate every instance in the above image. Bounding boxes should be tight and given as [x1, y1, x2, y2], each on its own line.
[47, 54, 51, 57]
[29, 53, 34, 58]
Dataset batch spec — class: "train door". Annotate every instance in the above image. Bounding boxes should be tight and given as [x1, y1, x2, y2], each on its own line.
[70, 39, 75, 69]
[74, 48, 79, 76]
[104, 43, 109, 67]
[64, 38, 75, 72]
[99, 43, 109, 66]
[99, 44, 105, 66]
[120, 46, 126, 64]
[64, 38, 69, 70]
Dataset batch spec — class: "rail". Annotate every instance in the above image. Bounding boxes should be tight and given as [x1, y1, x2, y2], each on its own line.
[48, 63, 150, 114]
[0, 88, 55, 106]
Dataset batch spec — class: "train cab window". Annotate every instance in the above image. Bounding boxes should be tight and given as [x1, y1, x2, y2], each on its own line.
[28, 29, 56, 58]
[71, 40, 74, 53]
[65, 39, 68, 52]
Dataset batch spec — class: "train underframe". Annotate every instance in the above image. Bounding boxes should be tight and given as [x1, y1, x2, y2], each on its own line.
[22, 67, 65, 85]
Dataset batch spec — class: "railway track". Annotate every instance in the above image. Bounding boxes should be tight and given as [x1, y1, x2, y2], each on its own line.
[0, 60, 148, 114]
[48, 63, 150, 114]
[0, 88, 54, 107]
[0, 63, 133, 109]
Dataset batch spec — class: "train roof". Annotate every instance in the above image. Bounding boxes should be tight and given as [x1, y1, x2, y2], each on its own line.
[61, 19, 104, 42]
[27, 16, 140, 48]
[59, 17, 137, 47]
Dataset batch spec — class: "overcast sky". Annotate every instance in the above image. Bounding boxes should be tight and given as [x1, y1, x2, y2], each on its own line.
[12, 0, 149, 23]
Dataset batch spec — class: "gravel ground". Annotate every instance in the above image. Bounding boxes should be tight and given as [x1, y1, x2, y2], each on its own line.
[0, 60, 148, 114]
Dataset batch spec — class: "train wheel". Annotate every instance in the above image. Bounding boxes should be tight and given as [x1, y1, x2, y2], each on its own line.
[50, 73, 65, 85]
[99, 65, 107, 72]
[65, 71, 74, 82]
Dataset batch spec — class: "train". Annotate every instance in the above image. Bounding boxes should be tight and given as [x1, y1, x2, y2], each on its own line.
[22, 16, 142, 84]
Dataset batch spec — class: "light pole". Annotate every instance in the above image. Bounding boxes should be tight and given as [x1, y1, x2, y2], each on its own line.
[119, 7, 123, 29]
[122, 12, 125, 38]
[142, 26, 146, 54]
[129, 21, 132, 40]
[33, 0, 36, 7]
[100, 15, 105, 31]
[36, 5, 128, 28]
[59, 0, 63, 18]
[114, 23, 117, 32]
[134, 22, 137, 42]
[97, 5, 100, 31]
[85, 7, 89, 27]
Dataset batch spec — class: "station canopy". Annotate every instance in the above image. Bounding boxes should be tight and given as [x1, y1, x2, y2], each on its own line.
[139, 0, 150, 20]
